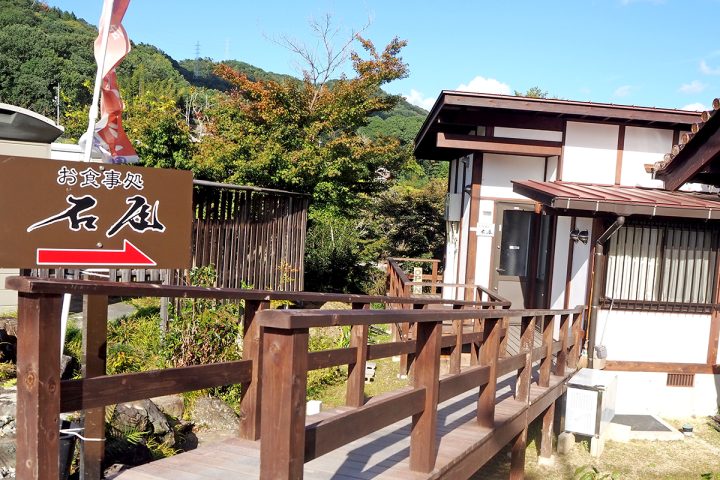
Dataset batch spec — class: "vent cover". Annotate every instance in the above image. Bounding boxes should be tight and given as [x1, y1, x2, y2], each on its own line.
[667, 373, 694, 387]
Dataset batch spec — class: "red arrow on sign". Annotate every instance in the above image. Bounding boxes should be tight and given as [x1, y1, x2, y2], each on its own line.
[36, 239, 156, 266]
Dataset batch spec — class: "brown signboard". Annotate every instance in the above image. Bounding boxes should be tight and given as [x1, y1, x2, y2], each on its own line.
[0, 155, 193, 268]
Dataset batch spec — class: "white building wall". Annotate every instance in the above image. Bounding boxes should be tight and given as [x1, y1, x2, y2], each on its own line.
[550, 217, 572, 309]
[481, 153, 546, 199]
[596, 310, 710, 363]
[612, 371, 719, 417]
[474, 199, 495, 289]
[562, 122, 619, 184]
[621, 126, 674, 186]
[567, 217, 593, 309]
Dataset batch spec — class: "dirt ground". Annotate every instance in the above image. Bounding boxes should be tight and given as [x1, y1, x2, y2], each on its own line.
[474, 416, 720, 479]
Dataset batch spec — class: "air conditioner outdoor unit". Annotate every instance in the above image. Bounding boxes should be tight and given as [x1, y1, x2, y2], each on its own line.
[564, 368, 617, 438]
[445, 193, 462, 222]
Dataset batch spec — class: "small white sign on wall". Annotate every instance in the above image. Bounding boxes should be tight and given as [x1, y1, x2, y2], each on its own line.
[478, 224, 495, 237]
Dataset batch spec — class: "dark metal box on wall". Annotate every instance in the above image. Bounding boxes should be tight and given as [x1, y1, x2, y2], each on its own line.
[0, 155, 193, 269]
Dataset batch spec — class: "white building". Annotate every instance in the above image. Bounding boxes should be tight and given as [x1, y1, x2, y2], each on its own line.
[415, 92, 720, 417]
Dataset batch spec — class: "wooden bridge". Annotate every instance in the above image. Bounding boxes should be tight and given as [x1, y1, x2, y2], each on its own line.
[6, 275, 584, 479]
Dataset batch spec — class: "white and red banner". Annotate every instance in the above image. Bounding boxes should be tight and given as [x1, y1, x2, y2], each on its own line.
[88, 0, 138, 164]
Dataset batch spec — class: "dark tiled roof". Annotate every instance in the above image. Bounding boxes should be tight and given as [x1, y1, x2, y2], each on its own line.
[653, 98, 720, 175]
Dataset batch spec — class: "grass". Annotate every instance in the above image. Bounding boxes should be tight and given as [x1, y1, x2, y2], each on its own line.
[474, 416, 720, 479]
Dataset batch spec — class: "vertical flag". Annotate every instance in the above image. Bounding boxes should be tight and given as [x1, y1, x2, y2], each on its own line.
[88, 0, 138, 164]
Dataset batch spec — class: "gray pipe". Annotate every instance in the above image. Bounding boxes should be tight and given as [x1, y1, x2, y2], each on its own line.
[588, 216, 625, 368]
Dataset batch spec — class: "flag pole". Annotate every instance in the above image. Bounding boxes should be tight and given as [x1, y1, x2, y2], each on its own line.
[83, 0, 115, 162]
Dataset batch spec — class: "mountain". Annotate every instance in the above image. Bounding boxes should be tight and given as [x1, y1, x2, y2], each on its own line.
[0, 0, 427, 146]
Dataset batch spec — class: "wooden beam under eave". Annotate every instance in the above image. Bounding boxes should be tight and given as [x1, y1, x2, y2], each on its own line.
[437, 132, 562, 157]
[659, 124, 720, 191]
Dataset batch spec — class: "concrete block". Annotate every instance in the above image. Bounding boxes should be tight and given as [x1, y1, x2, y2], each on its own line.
[606, 422, 631, 443]
[557, 431, 575, 455]
[590, 436, 604, 457]
[537, 454, 555, 466]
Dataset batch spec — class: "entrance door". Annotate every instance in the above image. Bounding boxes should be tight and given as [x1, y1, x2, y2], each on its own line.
[491, 203, 553, 308]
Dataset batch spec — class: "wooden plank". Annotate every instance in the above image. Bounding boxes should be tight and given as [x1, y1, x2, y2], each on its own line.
[16, 292, 63, 480]
[437, 132, 563, 156]
[409, 320, 442, 473]
[539, 314, 555, 387]
[603, 360, 720, 374]
[556, 314, 570, 376]
[510, 428, 527, 480]
[346, 306, 369, 407]
[438, 365, 490, 403]
[80, 295, 108, 480]
[239, 300, 268, 440]
[515, 315, 535, 403]
[61, 360, 252, 412]
[260, 327, 309, 478]
[477, 318, 501, 429]
[304, 388, 425, 462]
[307, 347, 356, 371]
[367, 340, 416, 360]
[449, 319, 462, 374]
[539, 401, 556, 460]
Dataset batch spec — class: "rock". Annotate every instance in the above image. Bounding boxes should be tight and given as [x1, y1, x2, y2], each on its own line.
[104, 463, 129, 479]
[557, 431, 575, 455]
[112, 400, 174, 446]
[151, 394, 184, 419]
[0, 388, 15, 418]
[190, 397, 240, 431]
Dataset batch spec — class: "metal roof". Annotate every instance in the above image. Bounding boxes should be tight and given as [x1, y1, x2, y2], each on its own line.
[512, 180, 720, 220]
[0, 103, 64, 143]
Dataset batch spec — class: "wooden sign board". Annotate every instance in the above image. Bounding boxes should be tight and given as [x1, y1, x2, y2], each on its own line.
[0, 155, 193, 269]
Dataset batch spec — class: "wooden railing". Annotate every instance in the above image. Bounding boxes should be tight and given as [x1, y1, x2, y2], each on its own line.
[5, 276, 496, 480]
[387, 257, 510, 304]
[256, 305, 585, 477]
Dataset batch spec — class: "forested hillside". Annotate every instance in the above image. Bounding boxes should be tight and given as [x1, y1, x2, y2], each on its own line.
[0, 0, 445, 293]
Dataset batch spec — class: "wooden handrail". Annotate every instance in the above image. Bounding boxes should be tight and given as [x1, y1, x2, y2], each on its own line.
[5, 276, 499, 308]
[256, 306, 585, 329]
[6, 275, 587, 480]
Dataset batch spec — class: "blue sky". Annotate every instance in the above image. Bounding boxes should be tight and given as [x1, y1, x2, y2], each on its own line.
[47, 0, 720, 112]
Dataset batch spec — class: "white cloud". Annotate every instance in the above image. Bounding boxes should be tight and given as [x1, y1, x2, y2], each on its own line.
[700, 60, 720, 75]
[404, 89, 436, 111]
[613, 85, 633, 97]
[456, 76, 512, 95]
[681, 102, 708, 112]
[679, 80, 707, 94]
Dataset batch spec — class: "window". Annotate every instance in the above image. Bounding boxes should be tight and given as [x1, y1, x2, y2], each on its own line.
[603, 221, 719, 312]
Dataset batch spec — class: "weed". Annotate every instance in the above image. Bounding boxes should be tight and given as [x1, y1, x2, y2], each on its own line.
[574, 465, 620, 480]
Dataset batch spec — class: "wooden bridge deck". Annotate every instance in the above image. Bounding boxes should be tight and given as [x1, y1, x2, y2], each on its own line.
[115, 372, 567, 480]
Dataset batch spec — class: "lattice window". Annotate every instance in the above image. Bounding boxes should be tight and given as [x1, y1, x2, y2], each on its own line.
[603, 221, 719, 313]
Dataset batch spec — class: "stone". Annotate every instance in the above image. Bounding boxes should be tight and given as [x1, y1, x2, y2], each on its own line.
[190, 397, 240, 432]
[112, 399, 174, 446]
[0, 387, 16, 418]
[557, 431, 575, 455]
[590, 436, 605, 457]
[151, 394, 185, 420]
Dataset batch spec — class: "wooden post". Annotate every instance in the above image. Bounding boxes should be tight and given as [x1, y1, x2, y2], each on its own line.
[260, 327, 309, 479]
[431, 261, 439, 295]
[568, 312, 583, 369]
[515, 315, 536, 403]
[539, 314, 555, 388]
[16, 292, 63, 480]
[79, 295, 108, 480]
[449, 318, 462, 375]
[346, 303, 369, 407]
[409, 320, 442, 473]
[556, 314, 570, 376]
[477, 317, 501, 429]
[470, 315, 482, 366]
[239, 300, 268, 440]
[539, 401, 556, 461]
[510, 424, 528, 480]
[498, 316, 510, 358]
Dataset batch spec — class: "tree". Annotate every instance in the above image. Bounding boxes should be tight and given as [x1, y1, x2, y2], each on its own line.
[514, 86, 548, 98]
[195, 23, 411, 212]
